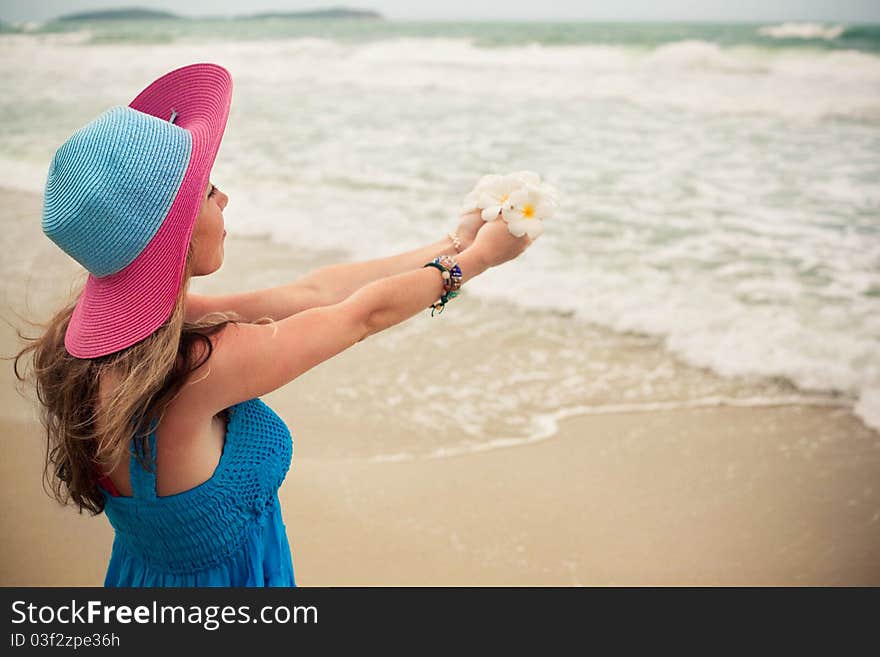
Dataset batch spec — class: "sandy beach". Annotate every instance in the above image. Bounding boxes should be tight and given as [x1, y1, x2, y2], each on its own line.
[2, 186, 879, 586]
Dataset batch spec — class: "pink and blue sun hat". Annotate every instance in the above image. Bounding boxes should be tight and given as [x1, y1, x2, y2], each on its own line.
[42, 62, 232, 358]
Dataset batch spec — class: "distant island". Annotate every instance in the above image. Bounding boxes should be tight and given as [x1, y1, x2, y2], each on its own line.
[54, 6, 383, 22]
[56, 8, 179, 21]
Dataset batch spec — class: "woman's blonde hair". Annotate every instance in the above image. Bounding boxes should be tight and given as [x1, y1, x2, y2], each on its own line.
[10, 244, 263, 515]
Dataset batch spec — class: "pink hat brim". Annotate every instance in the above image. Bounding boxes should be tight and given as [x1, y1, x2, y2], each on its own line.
[64, 63, 232, 358]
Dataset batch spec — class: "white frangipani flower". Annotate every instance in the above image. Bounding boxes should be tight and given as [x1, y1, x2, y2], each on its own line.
[460, 174, 503, 213]
[461, 170, 559, 238]
[461, 175, 517, 221]
[502, 183, 556, 238]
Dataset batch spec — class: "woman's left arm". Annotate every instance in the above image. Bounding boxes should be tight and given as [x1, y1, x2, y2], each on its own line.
[300, 234, 458, 306]
[304, 209, 485, 307]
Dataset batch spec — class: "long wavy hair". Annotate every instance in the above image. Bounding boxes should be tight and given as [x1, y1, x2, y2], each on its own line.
[10, 243, 263, 516]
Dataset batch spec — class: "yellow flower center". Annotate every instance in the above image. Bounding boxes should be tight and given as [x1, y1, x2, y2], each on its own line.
[523, 204, 535, 219]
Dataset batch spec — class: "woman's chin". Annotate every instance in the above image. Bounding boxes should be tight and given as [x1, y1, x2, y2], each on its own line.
[193, 258, 223, 277]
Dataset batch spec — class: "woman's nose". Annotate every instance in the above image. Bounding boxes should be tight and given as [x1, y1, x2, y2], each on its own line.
[219, 190, 229, 210]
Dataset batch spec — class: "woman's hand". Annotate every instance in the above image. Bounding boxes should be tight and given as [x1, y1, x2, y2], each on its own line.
[469, 216, 534, 268]
[453, 208, 489, 252]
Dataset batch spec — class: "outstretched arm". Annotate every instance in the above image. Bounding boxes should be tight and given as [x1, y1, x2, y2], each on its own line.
[185, 211, 486, 323]
[186, 235, 456, 324]
[299, 235, 458, 306]
[297, 209, 485, 309]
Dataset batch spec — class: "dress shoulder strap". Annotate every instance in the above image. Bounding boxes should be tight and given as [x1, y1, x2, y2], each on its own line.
[128, 416, 160, 501]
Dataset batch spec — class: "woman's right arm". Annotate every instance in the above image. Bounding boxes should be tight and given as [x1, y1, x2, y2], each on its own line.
[186, 220, 531, 415]
[359, 247, 488, 339]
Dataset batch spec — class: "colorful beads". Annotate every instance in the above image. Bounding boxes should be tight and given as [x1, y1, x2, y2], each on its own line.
[423, 254, 463, 316]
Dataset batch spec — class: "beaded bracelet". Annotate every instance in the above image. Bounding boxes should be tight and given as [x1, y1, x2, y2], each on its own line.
[423, 255, 462, 316]
[436, 255, 462, 292]
[447, 231, 463, 253]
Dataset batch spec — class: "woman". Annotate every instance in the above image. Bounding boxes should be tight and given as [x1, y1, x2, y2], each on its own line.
[13, 63, 534, 587]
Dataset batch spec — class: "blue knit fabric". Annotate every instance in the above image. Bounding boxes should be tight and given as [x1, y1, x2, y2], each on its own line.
[101, 397, 295, 587]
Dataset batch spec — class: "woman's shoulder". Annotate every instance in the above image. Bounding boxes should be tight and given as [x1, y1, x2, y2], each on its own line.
[178, 321, 248, 416]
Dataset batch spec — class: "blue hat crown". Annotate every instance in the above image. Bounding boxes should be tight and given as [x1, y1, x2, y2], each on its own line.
[42, 105, 192, 277]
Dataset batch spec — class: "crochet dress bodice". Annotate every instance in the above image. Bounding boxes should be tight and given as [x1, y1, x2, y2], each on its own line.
[101, 397, 295, 587]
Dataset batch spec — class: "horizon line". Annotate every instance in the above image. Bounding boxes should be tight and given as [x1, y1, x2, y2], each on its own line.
[3, 14, 880, 25]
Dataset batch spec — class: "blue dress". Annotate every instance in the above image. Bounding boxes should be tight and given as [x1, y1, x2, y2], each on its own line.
[100, 397, 296, 587]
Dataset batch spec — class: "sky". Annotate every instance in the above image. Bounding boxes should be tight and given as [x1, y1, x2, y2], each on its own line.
[1, 0, 878, 23]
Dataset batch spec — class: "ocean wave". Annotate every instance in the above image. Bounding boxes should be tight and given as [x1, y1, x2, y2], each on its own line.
[366, 393, 856, 462]
[636, 38, 880, 81]
[854, 387, 880, 432]
[86, 32, 175, 45]
[0, 30, 93, 45]
[757, 22, 845, 40]
[0, 20, 45, 34]
[640, 39, 769, 73]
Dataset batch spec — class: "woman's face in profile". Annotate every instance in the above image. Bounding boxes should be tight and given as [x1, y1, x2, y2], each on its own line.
[190, 179, 228, 276]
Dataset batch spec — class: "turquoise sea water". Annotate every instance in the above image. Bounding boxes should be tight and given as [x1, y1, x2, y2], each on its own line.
[1, 18, 878, 442]
[4, 17, 880, 52]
